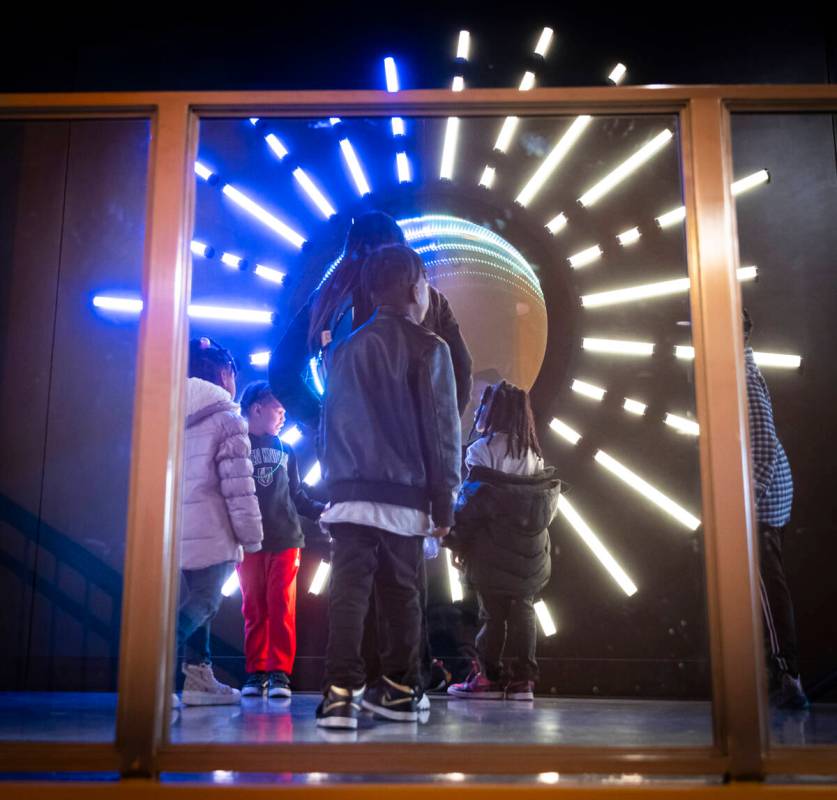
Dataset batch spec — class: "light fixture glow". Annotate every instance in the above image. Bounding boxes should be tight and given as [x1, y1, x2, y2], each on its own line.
[534, 27, 554, 57]
[616, 227, 641, 246]
[384, 57, 399, 93]
[221, 252, 244, 270]
[308, 560, 331, 595]
[249, 351, 271, 367]
[608, 63, 627, 84]
[534, 600, 557, 636]
[445, 548, 463, 602]
[189, 305, 273, 324]
[194, 161, 213, 181]
[583, 338, 655, 356]
[665, 412, 700, 436]
[280, 425, 303, 446]
[440, 117, 460, 181]
[568, 244, 603, 269]
[594, 450, 701, 531]
[396, 152, 412, 183]
[478, 166, 496, 189]
[456, 30, 470, 60]
[578, 129, 674, 207]
[92, 296, 144, 313]
[753, 352, 802, 369]
[293, 167, 337, 218]
[309, 357, 325, 395]
[303, 462, 322, 486]
[674, 345, 695, 360]
[190, 240, 211, 258]
[581, 277, 690, 308]
[221, 571, 240, 597]
[571, 379, 606, 401]
[538, 773, 561, 785]
[264, 133, 289, 161]
[391, 117, 405, 136]
[338, 139, 372, 196]
[254, 265, 286, 284]
[656, 206, 687, 228]
[515, 116, 592, 207]
[519, 71, 536, 91]
[623, 398, 647, 416]
[249, 118, 259, 126]
[545, 213, 568, 234]
[446, 773, 467, 783]
[731, 169, 770, 196]
[221, 185, 306, 249]
[557, 495, 639, 596]
[494, 117, 520, 153]
[329, 117, 341, 126]
[451, 76, 465, 92]
[738, 265, 759, 281]
[549, 418, 581, 445]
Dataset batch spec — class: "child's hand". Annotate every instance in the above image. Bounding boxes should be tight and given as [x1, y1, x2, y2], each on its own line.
[432, 526, 450, 539]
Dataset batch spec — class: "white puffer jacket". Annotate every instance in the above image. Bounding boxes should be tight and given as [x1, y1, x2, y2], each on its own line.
[179, 378, 263, 570]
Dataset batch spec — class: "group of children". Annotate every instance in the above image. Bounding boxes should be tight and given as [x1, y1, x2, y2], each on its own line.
[174, 213, 562, 730]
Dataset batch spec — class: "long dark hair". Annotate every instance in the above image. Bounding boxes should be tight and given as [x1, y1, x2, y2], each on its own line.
[307, 212, 405, 350]
[473, 380, 542, 460]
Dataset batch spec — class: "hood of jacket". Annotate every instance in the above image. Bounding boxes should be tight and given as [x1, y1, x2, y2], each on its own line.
[186, 377, 238, 428]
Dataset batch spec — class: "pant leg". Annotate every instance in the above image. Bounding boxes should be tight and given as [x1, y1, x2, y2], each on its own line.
[417, 557, 434, 690]
[178, 562, 232, 664]
[362, 590, 382, 685]
[475, 592, 511, 682]
[376, 532, 423, 688]
[324, 523, 379, 690]
[506, 595, 539, 682]
[237, 551, 271, 673]
[265, 548, 301, 674]
[759, 523, 801, 677]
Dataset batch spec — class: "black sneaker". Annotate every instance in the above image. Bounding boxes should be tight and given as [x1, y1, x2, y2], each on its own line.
[268, 671, 292, 698]
[362, 675, 419, 722]
[315, 685, 365, 730]
[771, 672, 810, 711]
[241, 672, 268, 697]
[426, 659, 452, 692]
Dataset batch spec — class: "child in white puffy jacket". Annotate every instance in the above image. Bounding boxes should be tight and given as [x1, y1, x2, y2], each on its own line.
[175, 337, 263, 707]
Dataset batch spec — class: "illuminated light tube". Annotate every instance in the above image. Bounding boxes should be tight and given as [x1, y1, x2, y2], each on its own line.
[616, 227, 641, 246]
[608, 63, 627, 84]
[665, 412, 700, 436]
[384, 56, 399, 93]
[515, 115, 592, 207]
[254, 264, 286, 284]
[538, 773, 561, 785]
[309, 357, 325, 395]
[545, 213, 568, 234]
[303, 461, 322, 486]
[280, 425, 303, 446]
[754, 352, 802, 369]
[583, 338, 655, 356]
[519, 71, 536, 91]
[249, 351, 271, 367]
[391, 117, 405, 137]
[221, 571, 240, 597]
[731, 169, 769, 196]
[92, 296, 144, 313]
[534, 27, 554, 58]
[189, 305, 273, 324]
[571, 379, 606, 401]
[339, 139, 372, 196]
[457, 30, 471, 61]
[396, 152, 412, 183]
[623, 398, 647, 415]
[190, 240, 212, 258]
[557, 495, 638, 596]
[451, 75, 465, 92]
[738, 265, 758, 281]
[329, 117, 341, 126]
[440, 117, 460, 181]
[308, 560, 331, 595]
[494, 117, 520, 153]
[578, 129, 674, 207]
[656, 206, 687, 228]
[674, 345, 695, 360]
[264, 133, 289, 161]
[568, 244, 603, 269]
[221, 252, 244, 269]
[194, 161, 214, 181]
[249, 118, 259, 126]
[581, 277, 690, 308]
[479, 166, 496, 189]
[446, 773, 467, 783]
[594, 450, 702, 531]
[292, 167, 337, 218]
[534, 600, 557, 636]
[221, 185, 306, 249]
[549, 417, 581, 445]
[445, 548, 464, 602]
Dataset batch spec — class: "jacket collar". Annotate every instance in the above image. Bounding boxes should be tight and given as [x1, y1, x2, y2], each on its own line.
[185, 377, 238, 427]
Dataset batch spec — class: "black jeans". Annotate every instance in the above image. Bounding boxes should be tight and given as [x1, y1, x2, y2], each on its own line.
[325, 523, 423, 690]
[476, 592, 538, 683]
[176, 562, 234, 665]
[759, 523, 800, 678]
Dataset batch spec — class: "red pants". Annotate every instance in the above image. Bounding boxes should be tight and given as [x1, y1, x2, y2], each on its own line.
[237, 548, 300, 674]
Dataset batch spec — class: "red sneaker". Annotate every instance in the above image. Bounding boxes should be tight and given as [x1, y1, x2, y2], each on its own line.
[505, 680, 535, 701]
[446, 662, 504, 700]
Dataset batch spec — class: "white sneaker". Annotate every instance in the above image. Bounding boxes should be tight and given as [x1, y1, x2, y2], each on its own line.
[181, 663, 241, 706]
[171, 693, 181, 709]
[418, 692, 431, 711]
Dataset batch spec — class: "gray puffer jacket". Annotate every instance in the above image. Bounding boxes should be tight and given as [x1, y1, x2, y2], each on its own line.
[180, 378, 263, 570]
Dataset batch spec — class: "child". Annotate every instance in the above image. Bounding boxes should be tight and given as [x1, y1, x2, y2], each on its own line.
[237, 381, 325, 699]
[177, 337, 263, 706]
[316, 244, 462, 730]
[446, 381, 561, 701]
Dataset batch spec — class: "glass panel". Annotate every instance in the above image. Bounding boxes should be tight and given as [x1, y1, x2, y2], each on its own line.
[731, 111, 837, 747]
[0, 119, 149, 742]
[167, 111, 712, 752]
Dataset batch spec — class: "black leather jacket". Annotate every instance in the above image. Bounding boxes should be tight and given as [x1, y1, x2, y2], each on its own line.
[320, 308, 462, 528]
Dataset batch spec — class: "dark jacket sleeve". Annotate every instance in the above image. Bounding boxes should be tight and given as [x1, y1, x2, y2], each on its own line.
[415, 338, 462, 528]
[287, 446, 325, 521]
[425, 288, 473, 417]
[268, 296, 323, 431]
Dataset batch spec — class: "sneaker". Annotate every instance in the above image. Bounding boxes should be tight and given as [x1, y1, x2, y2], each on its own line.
[426, 659, 452, 692]
[268, 671, 292, 698]
[171, 693, 181, 709]
[417, 691, 431, 711]
[362, 675, 419, 722]
[447, 662, 504, 700]
[181, 662, 241, 706]
[316, 684, 365, 730]
[771, 672, 810, 711]
[506, 680, 535, 701]
[241, 672, 268, 697]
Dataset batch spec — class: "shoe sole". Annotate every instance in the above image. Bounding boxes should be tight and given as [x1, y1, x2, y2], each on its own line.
[241, 688, 265, 697]
[268, 687, 292, 698]
[506, 692, 534, 701]
[417, 695, 431, 711]
[182, 691, 241, 706]
[361, 699, 418, 722]
[316, 715, 358, 729]
[446, 687, 504, 700]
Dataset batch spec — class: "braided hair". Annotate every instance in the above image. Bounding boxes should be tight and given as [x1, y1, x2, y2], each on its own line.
[188, 336, 237, 389]
[473, 380, 542, 461]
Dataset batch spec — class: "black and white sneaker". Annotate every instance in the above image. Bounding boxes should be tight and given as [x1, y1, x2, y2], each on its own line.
[362, 675, 419, 722]
[268, 671, 292, 698]
[241, 672, 268, 697]
[315, 685, 365, 730]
